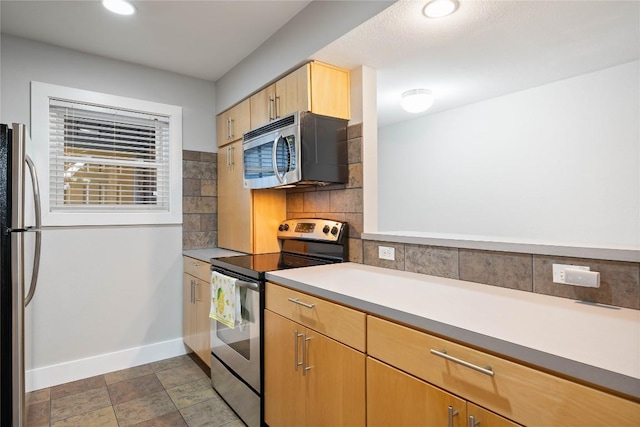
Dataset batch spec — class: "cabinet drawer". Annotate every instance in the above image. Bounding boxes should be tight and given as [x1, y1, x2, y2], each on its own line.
[266, 282, 366, 352]
[368, 316, 640, 427]
[183, 256, 211, 282]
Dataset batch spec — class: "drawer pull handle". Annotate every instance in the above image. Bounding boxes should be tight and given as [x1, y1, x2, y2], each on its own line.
[448, 406, 459, 427]
[287, 297, 315, 309]
[191, 262, 200, 266]
[469, 415, 480, 427]
[430, 349, 495, 377]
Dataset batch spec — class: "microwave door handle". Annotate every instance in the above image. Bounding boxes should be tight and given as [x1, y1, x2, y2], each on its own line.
[272, 135, 284, 184]
[286, 138, 294, 173]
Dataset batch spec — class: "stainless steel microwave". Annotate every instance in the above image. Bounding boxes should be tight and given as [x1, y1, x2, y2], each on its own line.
[242, 111, 348, 189]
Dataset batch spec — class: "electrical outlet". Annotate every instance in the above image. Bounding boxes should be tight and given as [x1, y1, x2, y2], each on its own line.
[378, 246, 395, 261]
[552, 264, 590, 284]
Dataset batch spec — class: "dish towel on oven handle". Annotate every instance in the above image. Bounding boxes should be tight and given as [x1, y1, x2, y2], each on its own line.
[210, 271, 242, 328]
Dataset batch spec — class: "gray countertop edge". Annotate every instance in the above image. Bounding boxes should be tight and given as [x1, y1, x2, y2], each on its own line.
[265, 272, 640, 400]
[183, 248, 246, 263]
[362, 232, 640, 263]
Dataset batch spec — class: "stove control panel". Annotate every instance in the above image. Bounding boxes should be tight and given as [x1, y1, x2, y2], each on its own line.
[277, 218, 346, 242]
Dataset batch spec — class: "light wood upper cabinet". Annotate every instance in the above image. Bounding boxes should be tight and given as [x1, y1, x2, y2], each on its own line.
[274, 64, 310, 120]
[217, 141, 285, 254]
[216, 98, 250, 148]
[249, 61, 349, 129]
[182, 256, 212, 367]
[308, 61, 350, 120]
[217, 141, 250, 252]
[249, 84, 276, 129]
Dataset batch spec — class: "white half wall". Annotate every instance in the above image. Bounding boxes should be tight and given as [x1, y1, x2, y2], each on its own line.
[378, 61, 640, 250]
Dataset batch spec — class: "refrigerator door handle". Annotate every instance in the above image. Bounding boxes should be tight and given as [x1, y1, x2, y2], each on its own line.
[24, 154, 41, 307]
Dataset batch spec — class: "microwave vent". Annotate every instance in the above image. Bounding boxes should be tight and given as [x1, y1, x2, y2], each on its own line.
[243, 113, 296, 141]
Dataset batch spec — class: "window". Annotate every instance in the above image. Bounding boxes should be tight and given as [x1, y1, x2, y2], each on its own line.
[31, 82, 182, 226]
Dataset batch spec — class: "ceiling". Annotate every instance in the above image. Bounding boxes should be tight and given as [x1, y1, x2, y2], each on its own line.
[314, 0, 640, 126]
[1, 1, 639, 127]
[0, 0, 311, 81]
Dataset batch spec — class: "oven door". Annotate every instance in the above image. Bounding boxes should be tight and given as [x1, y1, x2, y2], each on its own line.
[210, 268, 261, 393]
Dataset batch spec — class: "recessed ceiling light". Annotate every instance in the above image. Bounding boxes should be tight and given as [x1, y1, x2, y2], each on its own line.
[102, 0, 136, 16]
[401, 89, 434, 113]
[423, 0, 458, 18]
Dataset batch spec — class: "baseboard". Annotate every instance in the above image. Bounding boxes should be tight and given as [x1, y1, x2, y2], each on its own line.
[26, 339, 190, 392]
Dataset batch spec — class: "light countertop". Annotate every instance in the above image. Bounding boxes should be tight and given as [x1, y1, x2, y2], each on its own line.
[183, 248, 245, 263]
[266, 262, 640, 399]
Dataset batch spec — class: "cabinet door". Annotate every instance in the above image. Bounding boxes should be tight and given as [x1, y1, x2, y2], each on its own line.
[367, 357, 466, 427]
[216, 110, 231, 148]
[264, 310, 305, 427]
[275, 64, 310, 119]
[194, 277, 211, 367]
[304, 330, 365, 427]
[183, 274, 197, 351]
[250, 84, 276, 128]
[309, 61, 350, 119]
[467, 403, 521, 427]
[216, 99, 250, 147]
[217, 141, 251, 253]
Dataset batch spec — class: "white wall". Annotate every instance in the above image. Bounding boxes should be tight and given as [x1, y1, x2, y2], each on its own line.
[1, 35, 216, 153]
[0, 35, 216, 389]
[378, 61, 640, 250]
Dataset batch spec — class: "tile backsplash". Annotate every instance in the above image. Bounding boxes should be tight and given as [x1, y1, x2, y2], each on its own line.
[182, 150, 217, 249]
[362, 240, 640, 310]
[286, 123, 364, 263]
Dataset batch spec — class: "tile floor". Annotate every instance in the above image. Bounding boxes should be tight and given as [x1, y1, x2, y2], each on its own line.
[26, 354, 245, 427]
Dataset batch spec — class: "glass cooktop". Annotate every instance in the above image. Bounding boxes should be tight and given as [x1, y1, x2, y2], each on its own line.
[210, 252, 336, 281]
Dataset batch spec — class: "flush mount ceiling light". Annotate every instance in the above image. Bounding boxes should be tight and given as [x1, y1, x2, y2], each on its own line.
[423, 0, 458, 18]
[102, 0, 136, 16]
[401, 89, 434, 113]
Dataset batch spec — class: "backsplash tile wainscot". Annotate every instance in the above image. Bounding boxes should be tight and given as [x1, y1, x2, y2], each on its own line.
[183, 150, 217, 249]
[362, 240, 640, 310]
[286, 123, 364, 262]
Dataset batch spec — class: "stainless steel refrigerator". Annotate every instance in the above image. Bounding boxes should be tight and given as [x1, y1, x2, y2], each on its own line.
[1, 123, 42, 426]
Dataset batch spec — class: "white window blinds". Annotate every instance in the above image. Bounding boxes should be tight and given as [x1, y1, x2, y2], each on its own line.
[48, 99, 171, 211]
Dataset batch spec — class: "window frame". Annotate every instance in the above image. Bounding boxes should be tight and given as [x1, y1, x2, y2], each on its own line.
[31, 81, 183, 226]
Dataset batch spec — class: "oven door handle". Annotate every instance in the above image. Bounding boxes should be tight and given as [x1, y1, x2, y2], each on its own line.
[236, 280, 260, 291]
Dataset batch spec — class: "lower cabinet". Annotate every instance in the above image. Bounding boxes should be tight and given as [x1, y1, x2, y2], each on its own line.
[264, 309, 366, 427]
[263, 283, 640, 427]
[367, 357, 519, 427]
[368, 315, 640, 427]
[183, 256, 211, 367]
[265, 282, 367, 427]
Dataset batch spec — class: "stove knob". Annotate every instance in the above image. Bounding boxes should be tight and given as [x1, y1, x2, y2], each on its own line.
[283, 223, 290, 231]
[323, 225, 330, 234]
[278, 224, 284, 231]
[331, 226, 339, 236]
